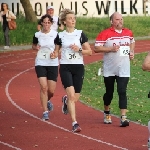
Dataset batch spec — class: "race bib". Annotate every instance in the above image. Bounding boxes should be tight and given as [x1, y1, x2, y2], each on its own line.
[37, 48, 51, 60]
[120, 46, 130, 56]
[65, 52, 81, 60]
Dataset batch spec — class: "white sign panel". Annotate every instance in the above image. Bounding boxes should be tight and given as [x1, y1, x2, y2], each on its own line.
[0, 0, 149, 18]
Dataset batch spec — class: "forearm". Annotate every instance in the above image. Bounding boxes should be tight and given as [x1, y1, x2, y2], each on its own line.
[130, 42, 135, 53]
[94, 45, 112, 53]
[81, 49, 92, 55]
[32, 44, 38, 50]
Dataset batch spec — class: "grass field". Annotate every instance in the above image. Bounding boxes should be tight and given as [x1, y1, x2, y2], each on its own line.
[80, 52, 150, 125]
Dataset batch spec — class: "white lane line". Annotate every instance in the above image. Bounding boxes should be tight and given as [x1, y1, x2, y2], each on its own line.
[0, 58, 34, 66]
[0, 51, 35, 59]
[5, 67, 128, 150]
[0, 141, 22, 150]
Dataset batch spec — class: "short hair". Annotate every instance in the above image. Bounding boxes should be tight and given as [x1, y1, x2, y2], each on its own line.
[40, 14, 53, 24]
[59, 8, 75, 26]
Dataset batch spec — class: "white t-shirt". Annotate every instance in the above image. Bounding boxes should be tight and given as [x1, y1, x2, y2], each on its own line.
[51, 16, 59, 31]
[95, 27, 135, 77]
[33, 30, 58, 66]
[55, 29, 88, 64]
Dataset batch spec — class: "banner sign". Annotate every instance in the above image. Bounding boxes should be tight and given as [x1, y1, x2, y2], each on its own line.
[1, 0, 150, 18]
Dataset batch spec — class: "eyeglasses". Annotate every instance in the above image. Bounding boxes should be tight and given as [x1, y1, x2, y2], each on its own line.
[43, 22, 51, 24]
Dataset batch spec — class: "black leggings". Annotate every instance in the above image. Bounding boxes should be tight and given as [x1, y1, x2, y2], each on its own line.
[103, 76, 129, 109]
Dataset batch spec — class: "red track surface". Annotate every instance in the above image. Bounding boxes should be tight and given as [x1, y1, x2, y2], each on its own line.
[0, 40, 150, 150]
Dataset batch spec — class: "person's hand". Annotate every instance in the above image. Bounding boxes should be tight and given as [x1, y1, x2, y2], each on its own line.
[70, 44, 80, 52]
[32, 44, 41, 51]
[36, 44, 41, 50]
[50, 51, 58, 59]
[129, 51, 134, 60]
[7, 16, 11, 19]
[110, 45, 120, 52]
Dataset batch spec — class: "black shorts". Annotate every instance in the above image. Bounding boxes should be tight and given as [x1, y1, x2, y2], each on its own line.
[35, 66, 58, 82]
[59, 64, 84, 93]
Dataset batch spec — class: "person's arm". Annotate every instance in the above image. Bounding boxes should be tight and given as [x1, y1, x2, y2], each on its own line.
[50, 45, 60, 59]
[94, 31, 119, 53]
[129, 42, 135, 60]
[80, 42, 92, 55]
[37, 24, 42, 31]
[50, 34, 61, 59]
[142, 52, 150, 71]
[94, 45, 120, 53]
[32, 34, 40, 50]
[59, 24, 64, 30]
[8, 11, 16, 19]
[70, 31, 92, 55]
[37, 20, 42, 31]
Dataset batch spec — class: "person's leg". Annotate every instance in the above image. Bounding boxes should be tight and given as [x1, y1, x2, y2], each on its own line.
[47, 66, 58, 111]
[103, 76, 115, 124]
[3, 26, 10, 47]
[67, 64, 84, 132]
[148, 121, 150, 149]
[60, 64, 83, 132]
[116, 76, 129, 127]
[65, 86, 79, 122]
[35, 66, 49, 120]
[38, 77, 49, 112]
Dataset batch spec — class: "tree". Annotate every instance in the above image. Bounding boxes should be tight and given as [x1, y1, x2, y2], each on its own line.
[20, 0, 37, 22]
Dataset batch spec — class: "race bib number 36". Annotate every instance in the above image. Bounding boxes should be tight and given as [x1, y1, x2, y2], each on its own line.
[37, 48, 51, 60]
[65, 52, 81, 60]
[120, 46, 130, 56]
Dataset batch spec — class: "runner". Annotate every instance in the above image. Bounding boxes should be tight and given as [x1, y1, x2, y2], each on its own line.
[37, 6, 63, 31]
[32, 14, 58, 120]
[50, 8, 92, 132]
[94, 12, 135, 127]
[142, 52, 150, 149]
[0, 3, 16, 50]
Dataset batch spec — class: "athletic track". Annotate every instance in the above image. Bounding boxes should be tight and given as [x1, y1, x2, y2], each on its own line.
[0, 40, 150, 150]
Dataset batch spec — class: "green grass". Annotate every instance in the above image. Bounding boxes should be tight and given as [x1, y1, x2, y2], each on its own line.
[1, 16, 150, 45]
[80, 52, 150, 125]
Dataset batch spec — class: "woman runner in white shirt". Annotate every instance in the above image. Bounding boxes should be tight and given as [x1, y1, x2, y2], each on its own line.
[32, 14, 58, 121]
[51, 8, 92, 132]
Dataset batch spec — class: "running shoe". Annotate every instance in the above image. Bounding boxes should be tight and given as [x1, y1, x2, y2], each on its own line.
[72, 123, 82, 133]
[120, 115, 129, 127]
[104, 113, 112, 124]
[148, 140, 150, 150]
[47, 100, 53, 111]
[42, 111, 49, 121]
[62, 95, 68, 115]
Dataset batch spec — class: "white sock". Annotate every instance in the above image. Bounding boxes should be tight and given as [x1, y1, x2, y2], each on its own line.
[43, 111, 48, 114]
[72, 121, 77, 126]
[65, 95, 67, 104]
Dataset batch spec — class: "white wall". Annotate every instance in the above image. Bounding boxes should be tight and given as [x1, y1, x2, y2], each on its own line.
[0, 0, 149, 18]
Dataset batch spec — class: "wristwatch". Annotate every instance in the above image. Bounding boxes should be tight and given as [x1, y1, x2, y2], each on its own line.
[79, 48, 82, 53]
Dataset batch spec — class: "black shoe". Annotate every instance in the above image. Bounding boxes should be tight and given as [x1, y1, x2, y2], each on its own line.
[72, 124, 81, 133]
[62, 95, 68, 115]
[120, 115, 129, 127]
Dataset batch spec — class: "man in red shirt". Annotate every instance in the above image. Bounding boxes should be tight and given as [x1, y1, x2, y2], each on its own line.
[94, 12, 135, 127]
